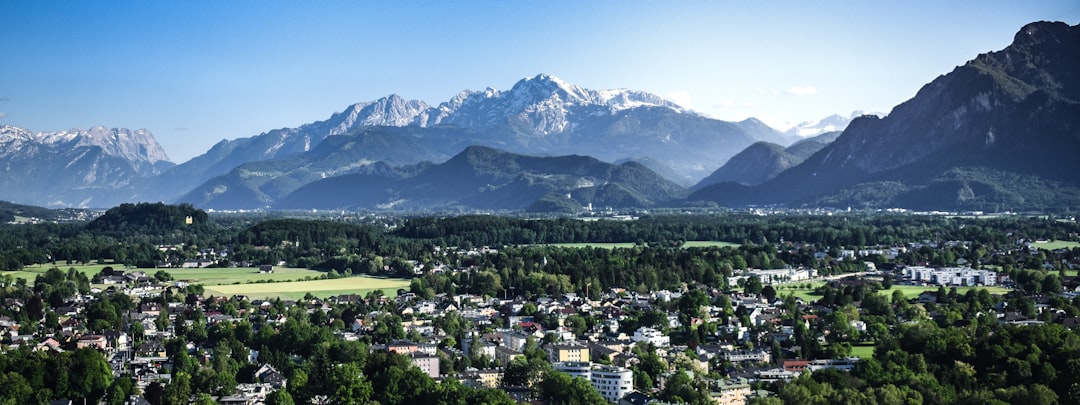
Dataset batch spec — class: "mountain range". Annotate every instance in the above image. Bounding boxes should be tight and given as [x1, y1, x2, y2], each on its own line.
[1, 21, 1076, 213]
[690, 21, 1080, 212]
[0, 125, 172, 207]
[0, 74, 815, 209]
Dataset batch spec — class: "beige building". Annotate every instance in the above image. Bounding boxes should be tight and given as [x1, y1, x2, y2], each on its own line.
[712, 378, 752, 405]
[546, 342, 590, 363]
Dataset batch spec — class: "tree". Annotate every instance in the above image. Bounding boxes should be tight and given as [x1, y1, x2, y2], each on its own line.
[537, 371, 606, 405]
[329, 363, 372, 404]
[761, 285, 778, 302]
[266, 389, 296, 405]
[745, 276, 764, 295]
[68, 348, 114, 404]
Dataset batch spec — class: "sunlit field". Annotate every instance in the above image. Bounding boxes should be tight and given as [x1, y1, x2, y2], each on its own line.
[547, 241, 740, 249]
[1033, 240, 1080, 250]
[203, 276, 410, 300]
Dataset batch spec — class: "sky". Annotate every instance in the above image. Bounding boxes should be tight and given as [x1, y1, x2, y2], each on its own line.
[1, 1, 1078, 163]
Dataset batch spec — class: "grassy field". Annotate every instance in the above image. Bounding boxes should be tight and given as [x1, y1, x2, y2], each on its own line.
[777, 282, 1010, 302]
[681, 241, 741, 248]
[162, 267, 326, 285]
[203, 276, 410, 300]
[1033, 241, 1080, 250]
[775, 282, 827, 302]
[547, 241, 739, 249]
[850, 344, 876, 359]
[3, 263, 114, 282]
[4, 264, 407, 300]
[879, 285, 1011, 299]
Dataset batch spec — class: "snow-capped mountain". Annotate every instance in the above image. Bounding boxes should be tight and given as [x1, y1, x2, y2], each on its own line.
[0, 125, 174, 207]
[139, 73, 767, 204]
[0, 125, 172, 175]
[427, 74, 688, 135]
[781, 111, 867, 138]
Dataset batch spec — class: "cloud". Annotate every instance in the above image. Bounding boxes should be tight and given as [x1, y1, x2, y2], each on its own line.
[0, 97, 9, 102]
[0, 112, 6, 119]
[665, 90, 693, 108]
[173, 127, 189, 131]
[784, 86, 818, 96]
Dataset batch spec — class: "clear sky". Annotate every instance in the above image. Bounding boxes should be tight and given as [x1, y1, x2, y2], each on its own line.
[1, 1, 1078, 163]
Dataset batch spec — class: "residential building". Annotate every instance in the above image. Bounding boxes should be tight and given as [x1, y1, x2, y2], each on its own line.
[411, 352, 441, 378]
[553, 362, 634, 403]
[903, 266, 997, 286]
[546, 342, 590, 363]
[591, 364, 634, 403]
[632, 327, 670, 348]
[712, 378, 751, 405]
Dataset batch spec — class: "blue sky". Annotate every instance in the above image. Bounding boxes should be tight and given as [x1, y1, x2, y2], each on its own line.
[1, 1, 1078, 163]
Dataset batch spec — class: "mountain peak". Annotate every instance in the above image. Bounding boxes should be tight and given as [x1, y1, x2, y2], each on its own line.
[1015, 21, 1073, 47]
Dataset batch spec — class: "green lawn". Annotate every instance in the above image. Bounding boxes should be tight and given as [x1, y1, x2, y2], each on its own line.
[850, 344, 876, 359]
[776, 282, 826, 302]
[775, 282, 1010, 302]
[878, 285, 1011, 299]
[1033, 241, 1080, 250]
[203, 276, 410, 300]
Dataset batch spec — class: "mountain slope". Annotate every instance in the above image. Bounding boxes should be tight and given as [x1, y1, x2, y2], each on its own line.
[691, 131, 839, 189]
[175, 126, 473, 209]
[691, 21, 1080, 212]
[0, 125, 173, 207]
[275, 146, 689, 212]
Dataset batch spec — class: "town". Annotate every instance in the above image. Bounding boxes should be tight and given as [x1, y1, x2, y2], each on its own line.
[1, 206, 1080, 405]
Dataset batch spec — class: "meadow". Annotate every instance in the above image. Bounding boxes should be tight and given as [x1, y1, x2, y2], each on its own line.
[202, 276, 410, 300]
[1033, 240, 1080, 250]
[775, 281, 1011, 302]
[547, 241, 740, 249]
[2, 264, 408, 300]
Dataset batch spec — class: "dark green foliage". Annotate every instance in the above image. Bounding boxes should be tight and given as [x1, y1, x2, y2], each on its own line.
[86, 202, 209, 235]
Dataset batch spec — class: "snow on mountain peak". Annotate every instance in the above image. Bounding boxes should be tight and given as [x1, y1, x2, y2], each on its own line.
[320, 74, 694, 138]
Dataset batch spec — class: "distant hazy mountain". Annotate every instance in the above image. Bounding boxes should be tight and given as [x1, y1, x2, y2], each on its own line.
[175, 126, 472, 209]
[691, 132, 838, 189]
[691, 21, 1080, 212]
[274, 146, 689, 212]
[0, 125, 172, 207]
[781, 112, 863, 138]
[615, 157, 694, 187]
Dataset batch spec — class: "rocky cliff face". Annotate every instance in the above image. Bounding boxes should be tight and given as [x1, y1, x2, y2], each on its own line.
[0, 125, 174, 207]
[691, 21, 1080, 212]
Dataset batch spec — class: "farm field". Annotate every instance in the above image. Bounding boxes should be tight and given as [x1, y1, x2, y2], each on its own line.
[160, 267, 326, 285]
[547, 241, 739, 249]
[3, 263, 114, 283]
[203, 276, 409, 300]
[1033, 240, 1080, 250]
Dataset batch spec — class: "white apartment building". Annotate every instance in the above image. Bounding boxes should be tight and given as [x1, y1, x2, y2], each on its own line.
[903, 266, 997, 286]
[632, 327, 670, 348]
[553, 362, 633, 403]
